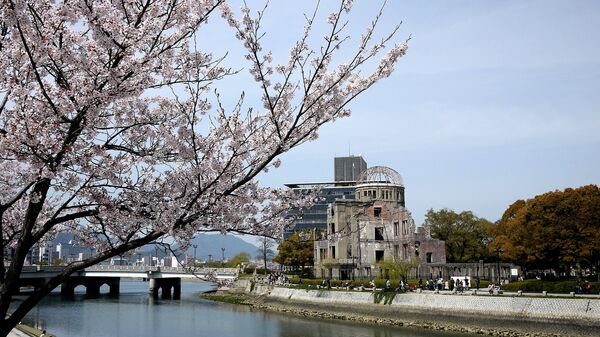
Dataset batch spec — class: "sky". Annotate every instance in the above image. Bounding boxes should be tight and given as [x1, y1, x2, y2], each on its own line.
[199, 0, 600, 229]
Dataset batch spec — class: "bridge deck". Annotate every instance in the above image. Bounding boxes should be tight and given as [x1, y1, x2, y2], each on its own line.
[19, 265, 238, 280]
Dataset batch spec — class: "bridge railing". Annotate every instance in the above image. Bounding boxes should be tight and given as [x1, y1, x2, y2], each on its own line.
[21, 266, 68, 273]
[21, 264, 238, 276]
[85, 265, 158, 272]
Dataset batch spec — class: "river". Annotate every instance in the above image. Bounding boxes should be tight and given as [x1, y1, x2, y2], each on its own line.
[16, 280, 472, 337]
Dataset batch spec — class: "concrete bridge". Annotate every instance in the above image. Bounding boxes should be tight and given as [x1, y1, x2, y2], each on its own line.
[18, 265, 238, 299]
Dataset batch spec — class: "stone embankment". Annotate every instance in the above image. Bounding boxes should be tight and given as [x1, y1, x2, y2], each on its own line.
[204, 279, 600, 337]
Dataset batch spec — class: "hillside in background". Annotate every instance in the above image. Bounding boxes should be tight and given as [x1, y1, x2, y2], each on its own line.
[182, 234, 259, 261]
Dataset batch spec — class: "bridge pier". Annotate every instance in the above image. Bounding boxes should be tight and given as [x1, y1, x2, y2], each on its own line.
[61, 276, 121, 297]
[148, 278, 181, 299]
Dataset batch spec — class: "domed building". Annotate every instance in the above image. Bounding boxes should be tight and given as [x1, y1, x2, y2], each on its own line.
[313, 166, 446, 280]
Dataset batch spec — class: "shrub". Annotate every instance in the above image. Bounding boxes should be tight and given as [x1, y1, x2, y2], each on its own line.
[500, 280, 600, 294]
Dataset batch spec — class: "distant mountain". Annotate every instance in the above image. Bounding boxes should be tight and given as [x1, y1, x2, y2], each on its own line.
[183, 234, 259, 261]
[135, 234, 259, 261]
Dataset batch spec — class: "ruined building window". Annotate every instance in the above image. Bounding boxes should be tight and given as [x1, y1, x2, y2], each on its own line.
[393, 221, 399, 236]
[375, 250, 384, 262]
[347, 244, 352, 258]
[403, 244, 408, 258]
[363, 191, 367, 197]
[330, 246, 336, 259]
[330, 223, 335, 234]
[375, 227, 384, 241]
[374, 207, 381, 217]
[319, 248, 327, 261]
[394, 245, 399, 259]
[427, 252, 433, 263]
[402, 220, 408, 235]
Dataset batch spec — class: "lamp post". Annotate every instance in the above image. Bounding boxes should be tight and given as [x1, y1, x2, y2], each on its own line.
[208, 254, 212, 266]
[493, 247, 503, 285]
[154, 246, 158, 267]
[221, 248, 225, 267]
[193, 244, 198, 268]
[414, 240, 421, 280]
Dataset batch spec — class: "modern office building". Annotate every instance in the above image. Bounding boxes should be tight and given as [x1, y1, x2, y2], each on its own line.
[283, 156, 368, 238]
[334, 156, 367, 182]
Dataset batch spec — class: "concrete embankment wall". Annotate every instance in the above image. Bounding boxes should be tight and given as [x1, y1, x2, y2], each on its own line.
[241, 281, 600, 326]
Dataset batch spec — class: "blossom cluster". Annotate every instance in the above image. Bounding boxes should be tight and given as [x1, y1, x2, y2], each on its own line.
[0, 0, 407, 278]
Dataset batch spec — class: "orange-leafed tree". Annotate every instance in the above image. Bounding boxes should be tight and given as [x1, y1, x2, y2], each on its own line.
[491, 185, 600, 275]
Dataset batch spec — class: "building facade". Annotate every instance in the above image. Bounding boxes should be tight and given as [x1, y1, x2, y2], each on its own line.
[334, 155, 368, 182]
[314, 166, 446, 280]
[283, 156, 367, 238]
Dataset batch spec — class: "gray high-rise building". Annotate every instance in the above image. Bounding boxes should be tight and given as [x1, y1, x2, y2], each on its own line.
[283, 156, 367, 238]
[334, 156, 367, 182]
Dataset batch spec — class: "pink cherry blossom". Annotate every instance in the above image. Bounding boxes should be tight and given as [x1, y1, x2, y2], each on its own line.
[0, 0, 407, 333]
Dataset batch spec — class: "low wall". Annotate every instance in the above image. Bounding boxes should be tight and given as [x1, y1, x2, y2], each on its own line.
[246, 283, 600, 326]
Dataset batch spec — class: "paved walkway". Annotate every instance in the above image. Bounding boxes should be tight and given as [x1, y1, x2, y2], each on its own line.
[8, 329, 30, 337]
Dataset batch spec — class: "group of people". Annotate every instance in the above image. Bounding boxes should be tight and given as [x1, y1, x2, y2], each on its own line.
[265, 272, 290, 285]
[575, 279, 593, 294]
[416, 276, 480, 292]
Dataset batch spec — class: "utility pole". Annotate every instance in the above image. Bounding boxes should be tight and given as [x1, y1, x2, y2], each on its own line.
[494, 247, 503, 285]
[193, 244, 198, 267]
[221, 248, 225, 267]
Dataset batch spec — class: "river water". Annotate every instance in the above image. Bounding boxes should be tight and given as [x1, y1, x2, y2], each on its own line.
[17, 280, 472, 337]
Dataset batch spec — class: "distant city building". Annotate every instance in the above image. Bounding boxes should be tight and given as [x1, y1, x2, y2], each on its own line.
[313, 166, 446, 280]
[334, 155, 367, 182]
[56, 240, 95, 263]
[283, 156, 367, 238]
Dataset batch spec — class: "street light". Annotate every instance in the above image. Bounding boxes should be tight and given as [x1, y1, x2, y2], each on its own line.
[493, 247, 503, 285]
[193, 244, 198, 268]
[154, 246, 158, 267]
[414, 240, 421, 280]
[221, 248, 225, 267]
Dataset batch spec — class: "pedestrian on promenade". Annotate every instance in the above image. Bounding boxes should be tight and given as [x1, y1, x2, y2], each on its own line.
[385, 279, 391, 290]
[418, 278, 423, 289]
[475, 276, 480, 290]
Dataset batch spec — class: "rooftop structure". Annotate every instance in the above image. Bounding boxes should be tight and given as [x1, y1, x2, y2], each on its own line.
[334, 156, 368, 182]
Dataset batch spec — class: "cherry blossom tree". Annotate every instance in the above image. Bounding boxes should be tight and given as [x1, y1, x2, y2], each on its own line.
[0, 0, 408, 333]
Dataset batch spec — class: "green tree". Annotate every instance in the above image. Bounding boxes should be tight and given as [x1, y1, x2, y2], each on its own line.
[227, 252, 250, 268]
[377, 258, 417, 281]
[273, 232, 314, 270]
[424, 208, 493, 263]
[492, 185, 600, 275]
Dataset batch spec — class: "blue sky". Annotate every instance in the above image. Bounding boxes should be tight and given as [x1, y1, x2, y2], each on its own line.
[201, 0, 600, 227]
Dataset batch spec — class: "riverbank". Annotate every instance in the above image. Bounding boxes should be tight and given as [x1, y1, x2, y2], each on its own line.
[8, 323, 55, 337]
[201, 282, 600, 337]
